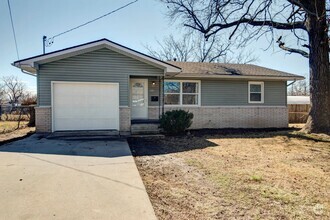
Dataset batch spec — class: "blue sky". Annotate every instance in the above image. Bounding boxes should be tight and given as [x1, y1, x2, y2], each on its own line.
[0, 0, 309, 93]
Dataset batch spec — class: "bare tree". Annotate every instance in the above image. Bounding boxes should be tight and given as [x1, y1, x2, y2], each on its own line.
[220, 49, 259, 64]
[0, 83, 5, 105]
[21, 92, 37, 106]
[194, 34, 230, 62]
[145, 33, 258, 63]
[2, 75, 26, 107]
[163, 0, 330, 133]
[288, 79, 310, 96]
[145, 34, 194, 61]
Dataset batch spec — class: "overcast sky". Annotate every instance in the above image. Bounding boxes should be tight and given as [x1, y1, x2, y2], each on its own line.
[0, 0, 309, 93]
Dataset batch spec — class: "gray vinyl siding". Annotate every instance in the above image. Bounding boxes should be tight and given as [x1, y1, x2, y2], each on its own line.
[263, 81, 287, 106]
[148, 77, 161, 107]
[38, 48, 163, 106]
[201, 80, 286, 106]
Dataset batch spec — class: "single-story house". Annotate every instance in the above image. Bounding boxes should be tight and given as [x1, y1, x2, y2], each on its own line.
[13, 38, 304, 133]
[287, 96, 310, 105]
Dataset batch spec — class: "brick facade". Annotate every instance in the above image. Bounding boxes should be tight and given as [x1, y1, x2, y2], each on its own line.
[119, 107, 131, 131]
[35, 106, 288, 133]
[148, 107, 161, 120]
[35, 106, 131, 133]
[163, 106, 288, 129]
[35, 107, 52, 133]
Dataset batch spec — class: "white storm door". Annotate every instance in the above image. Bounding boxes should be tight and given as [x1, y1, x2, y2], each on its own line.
[130, 79, 148, 119]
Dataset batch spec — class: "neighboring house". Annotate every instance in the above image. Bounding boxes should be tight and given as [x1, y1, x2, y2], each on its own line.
[12, 39, 304, 133]
[287, 96, 310, 105]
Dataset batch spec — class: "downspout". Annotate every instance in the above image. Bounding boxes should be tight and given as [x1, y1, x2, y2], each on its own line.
[287, 80, 296, 87]
[15, 63, 38, 105]
[162, 74, 165, 117]
[158, 76, 161, 119]
[21, 69, 36, 77]
[11, 62, 37, 77]
[287, 80, 296, 99]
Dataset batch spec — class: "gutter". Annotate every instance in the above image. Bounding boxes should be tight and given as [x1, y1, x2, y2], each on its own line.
[168, 75, 305, 81]
[287, 80, 296, 87]
[11, 62, 36, 77]
[21, 69, 36, 77]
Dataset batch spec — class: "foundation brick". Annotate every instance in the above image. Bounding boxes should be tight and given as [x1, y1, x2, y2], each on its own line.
[35, 107, 52, 133]
[120, 107, 131, 131]
[163, 106, 288, 129]
[35, 106, 132, 133]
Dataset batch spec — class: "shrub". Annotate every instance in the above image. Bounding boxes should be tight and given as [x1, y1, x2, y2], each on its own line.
[160, 110, 193, 135]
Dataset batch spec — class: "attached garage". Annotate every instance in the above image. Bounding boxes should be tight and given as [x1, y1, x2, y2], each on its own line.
[52, 82, 119, 131]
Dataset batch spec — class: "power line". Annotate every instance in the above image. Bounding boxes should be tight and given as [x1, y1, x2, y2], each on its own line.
[7, 0, 19, 60]
[45, 0, 138, 47]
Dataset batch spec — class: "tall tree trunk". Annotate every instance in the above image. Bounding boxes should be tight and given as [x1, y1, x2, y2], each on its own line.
[303, 1, 330, 133]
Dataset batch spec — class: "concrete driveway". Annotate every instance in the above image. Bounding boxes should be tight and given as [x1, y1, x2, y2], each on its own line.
[0, 134, 156, 220]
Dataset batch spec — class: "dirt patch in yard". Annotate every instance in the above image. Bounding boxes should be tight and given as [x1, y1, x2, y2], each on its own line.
[0, 121, 29, 134]
[0, 127, 35, 145]
[128, 129, 330, 220]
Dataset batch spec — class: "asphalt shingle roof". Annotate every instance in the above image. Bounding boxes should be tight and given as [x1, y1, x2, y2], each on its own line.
[167, 61, 303, 79]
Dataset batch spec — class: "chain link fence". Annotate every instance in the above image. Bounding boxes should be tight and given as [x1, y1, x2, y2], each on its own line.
[0, 105, 35, 127]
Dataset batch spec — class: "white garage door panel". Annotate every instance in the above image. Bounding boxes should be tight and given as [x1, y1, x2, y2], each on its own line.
[53, 82, 119, 131]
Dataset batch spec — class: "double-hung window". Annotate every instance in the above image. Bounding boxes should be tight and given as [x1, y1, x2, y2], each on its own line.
[164, 80, 200, 106]
[248, 81, 264, 103]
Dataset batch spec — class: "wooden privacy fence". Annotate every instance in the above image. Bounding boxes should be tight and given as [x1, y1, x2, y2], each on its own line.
[288, 104, 310, 123]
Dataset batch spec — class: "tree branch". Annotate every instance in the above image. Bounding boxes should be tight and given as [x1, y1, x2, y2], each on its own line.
[194, 19, 306, 39]
[276, 36, 309, 58]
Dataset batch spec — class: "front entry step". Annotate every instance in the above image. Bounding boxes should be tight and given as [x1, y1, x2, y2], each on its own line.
[47, 130, 120, 140]
[130, 123, 161, 135]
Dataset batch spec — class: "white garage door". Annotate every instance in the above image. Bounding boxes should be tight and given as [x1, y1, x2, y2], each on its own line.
[52, 82, 119, 131]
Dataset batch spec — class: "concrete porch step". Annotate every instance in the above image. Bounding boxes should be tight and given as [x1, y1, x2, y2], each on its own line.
[47, 130, 120, 140]
[130, 123, 161, 135]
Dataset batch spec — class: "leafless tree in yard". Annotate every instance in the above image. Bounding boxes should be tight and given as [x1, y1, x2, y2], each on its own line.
[163, 0, 330, 133]
[20, 92, 37, 127]
[2, 75, 26, 107]
[288, 78, 310, 96]
[0, 83, 5, 105]
[145, 33, 258, 63]
[194, 34, 230, 62]
[220, 48, 259, 64]
[21, 92, 37, 106]
[145, 34, 194, 62]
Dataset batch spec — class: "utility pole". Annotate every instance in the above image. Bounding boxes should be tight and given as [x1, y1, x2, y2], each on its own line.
[43, 36, 47, 54]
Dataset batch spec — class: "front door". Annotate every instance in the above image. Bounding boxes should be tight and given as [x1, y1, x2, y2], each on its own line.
[131, 78, 148, 119]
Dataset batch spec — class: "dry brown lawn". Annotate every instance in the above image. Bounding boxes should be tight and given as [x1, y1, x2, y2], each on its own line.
[128, 129, 330, 220]
[0, 126, 35, 143]
[0, 121, 28, 134]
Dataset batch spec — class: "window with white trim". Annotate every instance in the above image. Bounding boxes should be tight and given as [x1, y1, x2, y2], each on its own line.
[248, 82, 264, 103]
[164, 80, 200, 106]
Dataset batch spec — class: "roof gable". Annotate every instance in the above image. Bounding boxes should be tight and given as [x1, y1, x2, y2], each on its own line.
[13, 38, 181, 75]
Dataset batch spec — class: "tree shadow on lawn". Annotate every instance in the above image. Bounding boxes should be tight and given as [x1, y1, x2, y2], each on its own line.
[128, 127, 330, 156]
